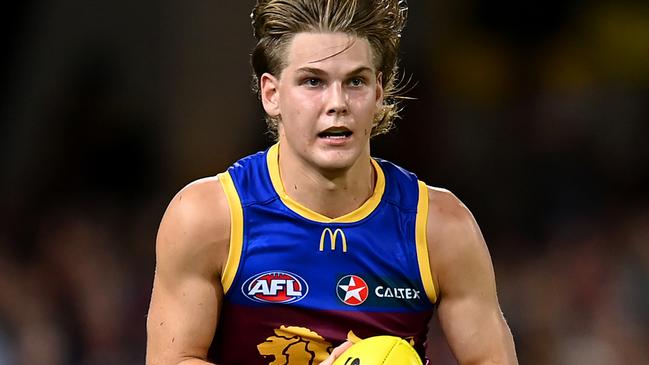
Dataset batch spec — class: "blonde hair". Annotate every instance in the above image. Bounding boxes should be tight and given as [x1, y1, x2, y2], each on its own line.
[250, 0, 409, 138]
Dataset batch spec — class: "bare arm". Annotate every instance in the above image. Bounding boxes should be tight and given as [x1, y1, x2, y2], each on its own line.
[427, 187, 518, 365]
[146, 177, 231, 365]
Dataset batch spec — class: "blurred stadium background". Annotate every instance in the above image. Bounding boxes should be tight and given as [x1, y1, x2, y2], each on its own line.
[1, 1, 648, 364]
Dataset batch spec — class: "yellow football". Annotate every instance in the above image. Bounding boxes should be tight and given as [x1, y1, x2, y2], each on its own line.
[332, 335, 423, 365]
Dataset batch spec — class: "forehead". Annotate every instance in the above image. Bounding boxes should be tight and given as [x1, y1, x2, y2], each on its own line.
[283, 32, 376, 73]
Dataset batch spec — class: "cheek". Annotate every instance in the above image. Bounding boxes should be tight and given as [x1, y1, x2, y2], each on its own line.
[354, 95, 379, 118]
[281, 90, 317, 117]
[279, 93, 317, 138]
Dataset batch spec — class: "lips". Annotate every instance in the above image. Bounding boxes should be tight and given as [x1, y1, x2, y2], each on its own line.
[317, 127, 353, 139]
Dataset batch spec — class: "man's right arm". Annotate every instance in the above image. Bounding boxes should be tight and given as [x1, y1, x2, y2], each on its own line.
[146, 177, 231, 365]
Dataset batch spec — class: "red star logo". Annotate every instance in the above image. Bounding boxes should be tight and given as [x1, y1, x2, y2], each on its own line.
[336, 275, 369, 305]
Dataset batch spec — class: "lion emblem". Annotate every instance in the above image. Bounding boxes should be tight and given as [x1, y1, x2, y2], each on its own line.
[257, 325, 333, 365]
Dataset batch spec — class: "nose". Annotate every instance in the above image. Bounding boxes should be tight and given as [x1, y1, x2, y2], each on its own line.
[325, 82, 348, 116]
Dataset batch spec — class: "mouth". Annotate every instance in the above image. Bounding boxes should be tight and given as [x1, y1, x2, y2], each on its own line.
[317, 127, 353, 140]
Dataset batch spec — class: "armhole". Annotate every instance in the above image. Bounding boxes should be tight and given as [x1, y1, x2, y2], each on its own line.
[416, 181, 438, 304]
[217, 171, 244, 295]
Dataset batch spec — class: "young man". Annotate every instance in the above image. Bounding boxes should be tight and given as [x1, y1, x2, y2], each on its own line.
[146, 1, 518, 364]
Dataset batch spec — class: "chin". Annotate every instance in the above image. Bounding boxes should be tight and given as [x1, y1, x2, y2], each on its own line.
[316, 160, 354, 172]
[312, 149, 359, 172]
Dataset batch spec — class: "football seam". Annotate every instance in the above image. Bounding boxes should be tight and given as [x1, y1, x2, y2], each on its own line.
[382, 340, 400, 364]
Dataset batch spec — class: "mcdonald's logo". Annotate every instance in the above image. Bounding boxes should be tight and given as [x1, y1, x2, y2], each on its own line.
[319, 228, 347, 252]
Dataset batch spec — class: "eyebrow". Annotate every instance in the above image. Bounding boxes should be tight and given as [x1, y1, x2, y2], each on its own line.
[295, 66, 375, 77]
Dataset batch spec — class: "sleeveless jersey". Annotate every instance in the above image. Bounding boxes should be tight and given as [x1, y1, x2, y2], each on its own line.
[210, 144, 437, 364]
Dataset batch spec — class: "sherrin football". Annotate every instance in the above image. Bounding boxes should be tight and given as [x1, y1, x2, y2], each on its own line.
[332, 335, 423, 365]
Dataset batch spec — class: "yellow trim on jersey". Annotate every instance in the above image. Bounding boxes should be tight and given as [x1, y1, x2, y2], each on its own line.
[218, 171, 244, 294]
[266, 143, 385, 223]
[416, 181, 437, 303]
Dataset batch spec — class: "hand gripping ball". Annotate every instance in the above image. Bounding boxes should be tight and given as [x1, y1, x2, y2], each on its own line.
[332, 335, 423, 365]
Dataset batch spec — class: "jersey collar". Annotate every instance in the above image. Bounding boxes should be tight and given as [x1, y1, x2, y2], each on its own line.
[266, 143, 385, 223]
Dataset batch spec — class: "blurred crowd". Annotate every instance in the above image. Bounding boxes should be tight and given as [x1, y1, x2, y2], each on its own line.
[1, 1, 648, 364]
[427, 205, 649, 365]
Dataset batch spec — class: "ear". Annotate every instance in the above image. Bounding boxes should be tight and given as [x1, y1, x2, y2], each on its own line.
[375, 72, 384, 107]
[260, 73, 280, 117]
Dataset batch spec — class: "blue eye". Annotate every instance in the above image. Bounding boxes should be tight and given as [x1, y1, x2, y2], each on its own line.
[304, 78, 322, 87]
[349, 78, 365, 87]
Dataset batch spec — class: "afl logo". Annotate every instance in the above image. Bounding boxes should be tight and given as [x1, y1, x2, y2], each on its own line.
[336, 275, 369, 306]
[242, 271, 308, 304]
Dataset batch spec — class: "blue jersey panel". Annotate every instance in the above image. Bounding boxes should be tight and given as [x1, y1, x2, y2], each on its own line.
[212, 145, 435, 365]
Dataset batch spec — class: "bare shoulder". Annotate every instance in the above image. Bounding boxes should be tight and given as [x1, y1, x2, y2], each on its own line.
[156, 175, 231, 278]
[147, 176, 231, 364]
[423, 187, 518, 364]
[424, 186, 492, 286]
[425, 186, 480, 244]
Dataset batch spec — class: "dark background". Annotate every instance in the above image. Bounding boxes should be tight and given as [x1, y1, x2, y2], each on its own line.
[1, 1, 648, 364]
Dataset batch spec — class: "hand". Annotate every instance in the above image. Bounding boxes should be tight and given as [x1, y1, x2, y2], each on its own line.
[319, 340, 354, 365]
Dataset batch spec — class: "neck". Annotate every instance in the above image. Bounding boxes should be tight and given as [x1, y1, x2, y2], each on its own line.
[277, 146, 376, 219]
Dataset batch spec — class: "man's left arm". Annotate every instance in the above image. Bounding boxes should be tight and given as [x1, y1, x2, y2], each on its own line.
[426, 187, 518, 365]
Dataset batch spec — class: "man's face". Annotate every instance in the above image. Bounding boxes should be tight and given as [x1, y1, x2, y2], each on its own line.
[261, 32, 383, 172]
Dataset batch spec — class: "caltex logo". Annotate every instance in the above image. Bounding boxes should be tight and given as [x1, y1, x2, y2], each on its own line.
[336, 275, 369, 306]
[242, 271, 308, 304]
